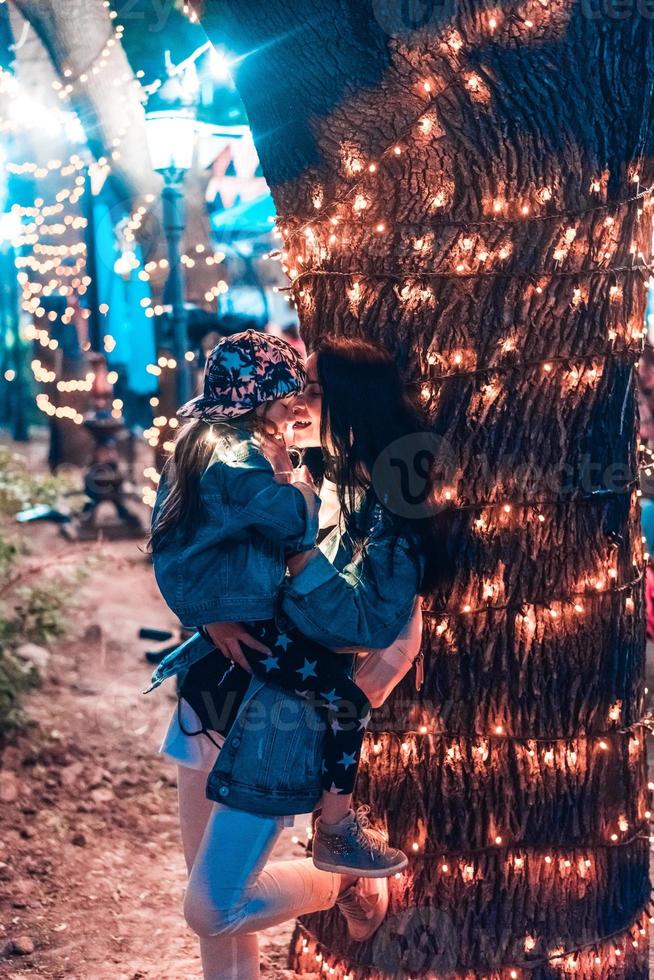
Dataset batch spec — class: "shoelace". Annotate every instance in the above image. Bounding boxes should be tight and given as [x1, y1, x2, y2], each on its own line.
[352, 805, 388, 858]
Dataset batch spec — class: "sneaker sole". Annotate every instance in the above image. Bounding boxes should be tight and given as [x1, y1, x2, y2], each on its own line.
[313, 854, 408, 878]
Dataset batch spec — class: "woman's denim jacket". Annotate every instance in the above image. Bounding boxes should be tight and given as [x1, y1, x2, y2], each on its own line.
[151, 424, 319, 627]
[148, 499, 422, 816]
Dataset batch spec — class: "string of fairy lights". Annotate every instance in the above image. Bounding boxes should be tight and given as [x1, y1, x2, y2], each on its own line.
[0, 5, 231, 446]
[291, 904, 654, 980]
[220, 2, 654, 977]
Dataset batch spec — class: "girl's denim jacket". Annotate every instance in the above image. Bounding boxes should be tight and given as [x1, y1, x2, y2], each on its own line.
[151, 424, 320, 628]
[147, 495, 422, 816]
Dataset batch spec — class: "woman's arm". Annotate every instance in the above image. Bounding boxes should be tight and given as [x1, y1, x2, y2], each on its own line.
[281, 514, 422, 649]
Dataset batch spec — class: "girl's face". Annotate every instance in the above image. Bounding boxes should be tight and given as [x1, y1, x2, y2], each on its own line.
[288, 352, 323, 449]
[256, 394, 296, 432]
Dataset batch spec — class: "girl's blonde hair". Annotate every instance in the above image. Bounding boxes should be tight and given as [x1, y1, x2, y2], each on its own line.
[147, 408, 275, 554]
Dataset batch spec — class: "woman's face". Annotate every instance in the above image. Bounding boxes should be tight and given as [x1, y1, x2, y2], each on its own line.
[287, 352, 323, 449]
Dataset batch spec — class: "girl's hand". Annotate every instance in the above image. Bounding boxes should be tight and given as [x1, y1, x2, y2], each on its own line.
[203, 622, 270, 674]
[253, 431, 294, 481]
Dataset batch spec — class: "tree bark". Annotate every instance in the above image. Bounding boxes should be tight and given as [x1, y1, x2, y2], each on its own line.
[204, 2, 653, 976]
[10, 0, 159, 210]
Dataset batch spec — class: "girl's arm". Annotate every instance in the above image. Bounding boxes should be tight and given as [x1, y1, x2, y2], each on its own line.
[211, 439, 320, 552]
[281, 511, 422, 649]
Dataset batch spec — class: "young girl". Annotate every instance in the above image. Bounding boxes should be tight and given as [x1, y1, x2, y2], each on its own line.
[150, 329, 408, 878]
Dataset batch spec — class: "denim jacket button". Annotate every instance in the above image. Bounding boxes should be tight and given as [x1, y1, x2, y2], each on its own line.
[231, 737, 241, 749]
[218, 785, 229, 797]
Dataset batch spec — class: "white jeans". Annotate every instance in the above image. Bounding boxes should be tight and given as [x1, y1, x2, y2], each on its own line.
[178, 765, 340, 980]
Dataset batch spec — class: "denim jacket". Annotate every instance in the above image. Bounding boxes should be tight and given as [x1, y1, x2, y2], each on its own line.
[151, 424, 320, 627]
[148, 495, 422, 815]
[281, 501, 422, 649]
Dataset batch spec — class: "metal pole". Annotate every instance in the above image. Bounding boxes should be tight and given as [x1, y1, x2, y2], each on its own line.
[83, 166, 102, 353]
[162, 178, 191, 407]
[0, 240, 28, 441]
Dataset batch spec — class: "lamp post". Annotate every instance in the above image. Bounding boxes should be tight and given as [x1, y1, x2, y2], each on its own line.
[145, 82, 198, 407]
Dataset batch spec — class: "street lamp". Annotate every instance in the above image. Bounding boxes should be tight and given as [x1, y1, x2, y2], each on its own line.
[145, 72, 199, 407]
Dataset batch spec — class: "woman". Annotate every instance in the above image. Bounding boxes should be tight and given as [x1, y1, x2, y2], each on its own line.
[157, 337, 443, 980]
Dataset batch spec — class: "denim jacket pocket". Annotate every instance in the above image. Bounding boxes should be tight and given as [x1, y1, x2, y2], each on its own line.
[207, 681, 325, 815]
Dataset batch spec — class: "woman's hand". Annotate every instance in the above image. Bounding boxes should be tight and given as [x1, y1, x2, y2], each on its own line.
[252, 430, 295, 480]
[203, 622, 270, 674]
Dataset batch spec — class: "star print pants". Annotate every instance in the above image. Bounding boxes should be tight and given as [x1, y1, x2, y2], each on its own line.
[181, 620, 371, 796]
[241, 620, 371, 796]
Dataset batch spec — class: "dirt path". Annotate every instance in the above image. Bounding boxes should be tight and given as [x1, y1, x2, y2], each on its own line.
[0, 527, 312, 980]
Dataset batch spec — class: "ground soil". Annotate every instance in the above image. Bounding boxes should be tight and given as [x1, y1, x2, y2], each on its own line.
[0, 522, 314, 980]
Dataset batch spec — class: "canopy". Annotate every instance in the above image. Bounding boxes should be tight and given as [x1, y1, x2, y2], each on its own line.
[211, 193, 276, 243]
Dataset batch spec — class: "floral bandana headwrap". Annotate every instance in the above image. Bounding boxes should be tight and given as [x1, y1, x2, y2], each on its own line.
[177, 329, 306, 422]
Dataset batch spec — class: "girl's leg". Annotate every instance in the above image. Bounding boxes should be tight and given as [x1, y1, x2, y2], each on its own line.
[184, 801, 340, 939]
[241, 628, 372, 807]
[177, 766, 259, 980]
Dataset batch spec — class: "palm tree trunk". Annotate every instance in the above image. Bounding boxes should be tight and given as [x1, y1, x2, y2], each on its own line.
[205, 2, 654, 975]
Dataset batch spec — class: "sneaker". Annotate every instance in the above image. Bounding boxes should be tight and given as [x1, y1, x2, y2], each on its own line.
[312, 806, 408, 878]
[337, 875, 389, 941]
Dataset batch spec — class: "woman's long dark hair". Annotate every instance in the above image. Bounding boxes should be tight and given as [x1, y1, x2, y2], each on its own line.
[316, 336, 450, 593]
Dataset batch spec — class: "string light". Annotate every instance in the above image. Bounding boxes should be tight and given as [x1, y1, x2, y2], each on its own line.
[291, 902, 653, 978]
[361, 711, 654, 746]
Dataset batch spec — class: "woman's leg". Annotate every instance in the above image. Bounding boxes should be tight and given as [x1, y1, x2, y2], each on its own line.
[178, 766, 260, 980]
[184, 801, 340, 940]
